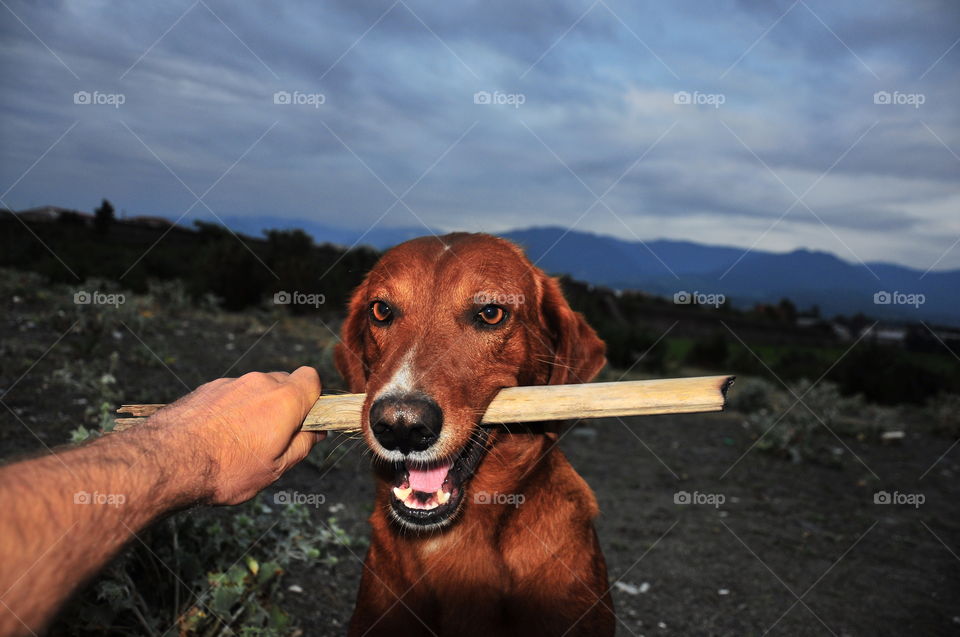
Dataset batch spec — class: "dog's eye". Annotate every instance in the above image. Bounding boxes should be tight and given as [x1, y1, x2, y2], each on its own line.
[476, 304, 506, 326]
[370, 300, 393, 324]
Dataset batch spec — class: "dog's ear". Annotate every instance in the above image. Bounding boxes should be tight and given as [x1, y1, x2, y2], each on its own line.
[334, 282, 369, 393]
[538, 274, 606, 385]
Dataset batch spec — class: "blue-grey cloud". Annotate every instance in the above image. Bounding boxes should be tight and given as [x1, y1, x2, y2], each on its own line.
[0, 0, 957, 270]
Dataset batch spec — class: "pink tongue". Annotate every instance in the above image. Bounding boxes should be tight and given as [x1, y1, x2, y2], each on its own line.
[406, 461, 452, 493]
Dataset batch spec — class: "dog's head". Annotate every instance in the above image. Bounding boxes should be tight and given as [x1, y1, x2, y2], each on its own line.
[335, 233, 605, 530]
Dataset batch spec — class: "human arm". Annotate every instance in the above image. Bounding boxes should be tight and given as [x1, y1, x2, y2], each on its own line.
[0, 367, 325, 636]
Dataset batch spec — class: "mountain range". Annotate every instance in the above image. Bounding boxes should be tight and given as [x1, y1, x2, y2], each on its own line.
[500, 227, 960, 325]
[215, 215, 959, 326]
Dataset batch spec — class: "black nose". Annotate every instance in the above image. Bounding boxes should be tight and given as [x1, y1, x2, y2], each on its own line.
[369, 395, 443, 454]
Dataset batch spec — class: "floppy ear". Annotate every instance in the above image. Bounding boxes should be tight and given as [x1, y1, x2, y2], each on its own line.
[539, 274, 606, 385]
[334, 282, 370, 393]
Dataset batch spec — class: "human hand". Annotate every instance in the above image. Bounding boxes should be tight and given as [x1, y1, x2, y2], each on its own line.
[139, 367, 326, 505]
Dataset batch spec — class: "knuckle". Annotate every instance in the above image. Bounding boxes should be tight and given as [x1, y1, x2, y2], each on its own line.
[239, 371, 274, 388]
[297, 365, 319, 379]
[296, 366, 322, 391]
[205, 377, 232, 392]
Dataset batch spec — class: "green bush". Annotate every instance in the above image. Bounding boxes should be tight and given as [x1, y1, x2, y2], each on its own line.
[724, 344, 767, 377]
[601, 323, 668, 374]
[773, 347, 830, 381]
[832, 344, 952, 405]
[685, 332, 728, 368]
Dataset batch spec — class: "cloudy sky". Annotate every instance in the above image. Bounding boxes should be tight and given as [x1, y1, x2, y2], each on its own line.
[1, 0, 958, 270]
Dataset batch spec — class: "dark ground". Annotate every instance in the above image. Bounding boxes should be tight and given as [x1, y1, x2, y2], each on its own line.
[277, 412, 959, 637]
[1, 270, 958, 636]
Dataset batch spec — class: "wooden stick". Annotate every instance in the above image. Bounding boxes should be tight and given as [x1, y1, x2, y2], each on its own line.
[114, 375, 734, 434]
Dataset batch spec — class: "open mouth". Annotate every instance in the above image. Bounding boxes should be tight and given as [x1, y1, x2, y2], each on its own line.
[388, 429, 488, 529]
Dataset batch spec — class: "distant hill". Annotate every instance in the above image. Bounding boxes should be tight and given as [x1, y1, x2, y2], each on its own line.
[11, 208, 960, 325]
[216, 215, 427, 252]
[499, 227, 960, 326]
[218, 219, 960, 325]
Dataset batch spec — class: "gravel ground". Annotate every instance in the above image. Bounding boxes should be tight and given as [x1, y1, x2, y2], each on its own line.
[2, 270, 957, 636]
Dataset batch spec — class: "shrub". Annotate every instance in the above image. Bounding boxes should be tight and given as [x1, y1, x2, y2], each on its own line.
[725, 344, 767, 377]
[925, 393, 960, 438]
[741, 379, 877, 464]
[832, 344, 949, 405]
[55, 475, 359, 636]
[728, 377, 777, 414]
[189, 237, 270, 311]
[601, 323, 668, 374]
[685, 332, 729, 369]
[94, 199, 115, 234]
[143, 278, 193, 314]
[774, 347, 829, 381]
[55, 352, 122, 433]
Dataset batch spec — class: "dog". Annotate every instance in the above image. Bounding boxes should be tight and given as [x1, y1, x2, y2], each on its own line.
[336, 233, 615, 636]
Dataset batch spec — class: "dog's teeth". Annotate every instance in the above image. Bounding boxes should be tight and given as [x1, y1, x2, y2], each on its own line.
[393, 486, 412, 501]
[436, 489, 450, 505]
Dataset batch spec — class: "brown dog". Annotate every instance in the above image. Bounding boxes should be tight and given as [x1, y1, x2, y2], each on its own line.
[335, 233, 615, 636]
